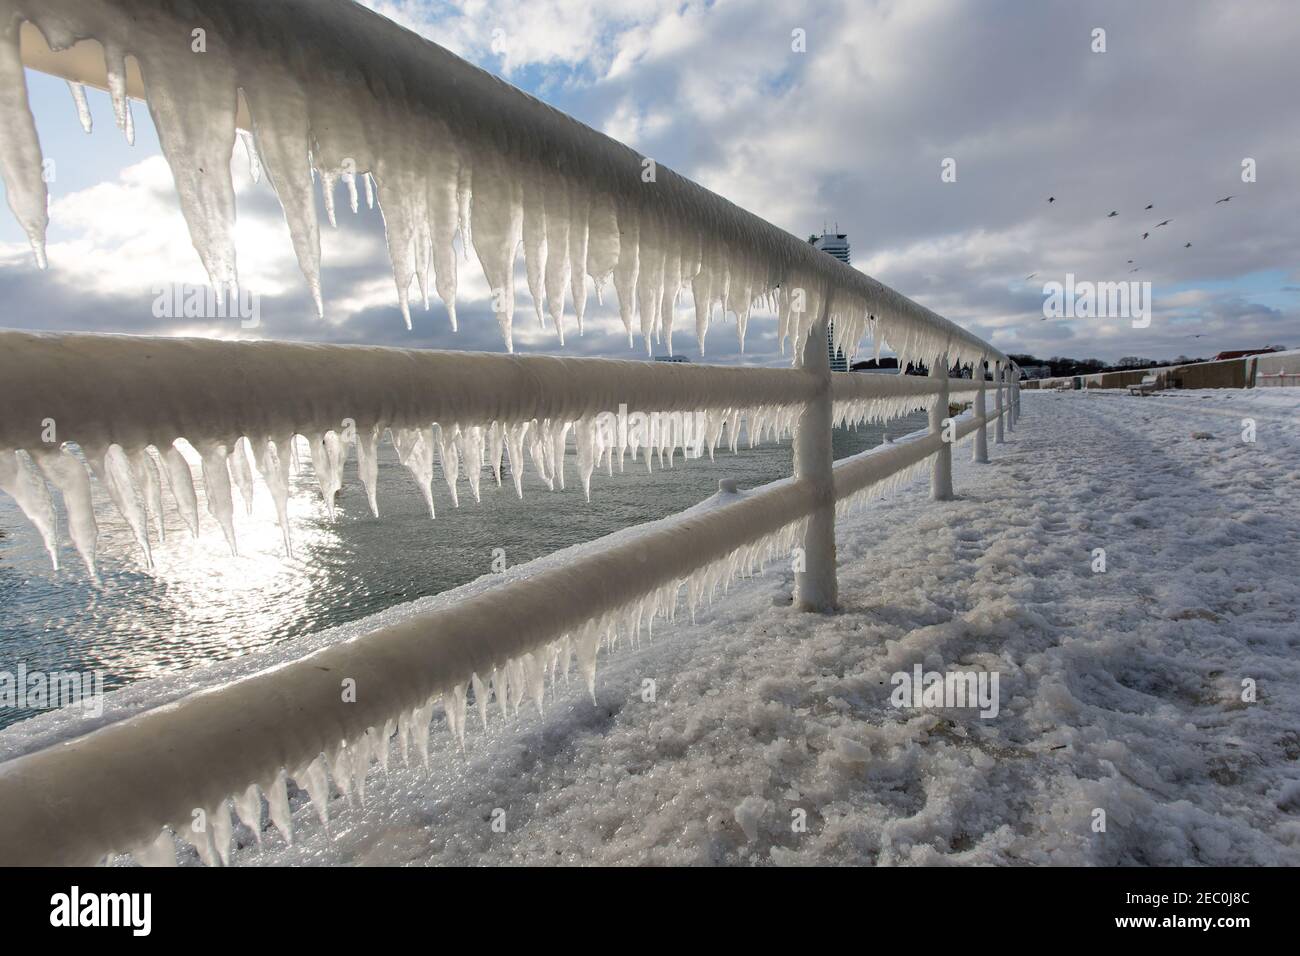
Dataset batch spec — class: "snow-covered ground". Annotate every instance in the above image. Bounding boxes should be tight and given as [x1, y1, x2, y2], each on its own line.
[202, 387, 1293, 866]
[10, 387, 1300, 865]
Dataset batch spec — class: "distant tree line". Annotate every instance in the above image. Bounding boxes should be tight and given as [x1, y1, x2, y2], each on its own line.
[1011, 353, 1202, 377]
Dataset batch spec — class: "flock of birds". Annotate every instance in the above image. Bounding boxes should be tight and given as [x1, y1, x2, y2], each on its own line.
[1026, 193, 1240, 328]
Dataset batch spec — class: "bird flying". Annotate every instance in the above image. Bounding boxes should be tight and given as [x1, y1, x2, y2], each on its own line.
[1215, 196, 1233, 204]
[1155, 219, 1172, 227]
[1144, 203, 1154, 210]
[1107, 211, 1118, 217]
[1142, 232, 1150, 239]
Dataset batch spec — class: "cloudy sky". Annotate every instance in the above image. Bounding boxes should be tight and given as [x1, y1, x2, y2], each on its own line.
[2, 0, 1297, 365]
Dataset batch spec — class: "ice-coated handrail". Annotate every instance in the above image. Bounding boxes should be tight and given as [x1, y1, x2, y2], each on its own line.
[0, 0, 1021, 867]
[0, 330, 968, 579]
[5, 0, 1005, 367]
[0, 403, 1009, 866]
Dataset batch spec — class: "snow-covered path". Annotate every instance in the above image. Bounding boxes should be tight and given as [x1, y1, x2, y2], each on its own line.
[185, 390, 1300, 865]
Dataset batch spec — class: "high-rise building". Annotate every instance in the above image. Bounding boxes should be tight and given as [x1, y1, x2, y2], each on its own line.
[809, 230, 851, 371]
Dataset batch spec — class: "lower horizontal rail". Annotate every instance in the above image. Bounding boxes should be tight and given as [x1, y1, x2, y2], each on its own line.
[0, 405, 1003, 865]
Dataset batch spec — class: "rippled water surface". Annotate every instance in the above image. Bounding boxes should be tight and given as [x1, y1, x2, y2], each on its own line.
[0, 414, 926, 728]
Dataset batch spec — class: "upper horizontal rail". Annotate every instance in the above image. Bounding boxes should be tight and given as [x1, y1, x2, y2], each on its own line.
[0, 330, 818, 451]
[0, 331, 989, 453]
[7, 0, 1005, 366]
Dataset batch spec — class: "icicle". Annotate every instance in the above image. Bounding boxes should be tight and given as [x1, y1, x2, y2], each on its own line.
[551, 421, 570, 491]
[102, 44, 135, 145]
[159, 443, 201, 539]
[544, 176, 572, 342]
[0, 24, 49, 268]
[355, 423, 380, 517]
[568, 191, 591, 333]
[521, 173, 549, 328]
[256, 436, 294, 556]
[138, 38, 239, 295]
[243, 88, 323, 317]
[636, 214, 664, 355]
[238, 129, 262, 184]
[320, 170, 339, 228]
[373, 170, 422, 328]
[307, 431, 346, 519]
[210, 800, 234, 866]
[296, 756, 331, 826]
[522, 652, 546, 714]
[326, 745, 351, 806]
[575, 416, 597, 501]
[377, 720, 395, 774]
[492, 666, 510, 719]
[228, 437, 257, 516]
[612, 207, 639, 347]
[130, 828, 176, 868]
[457, 425, 484, 503]
[349, 733, 373, 804]
[446, 682, 468, 750]
[505, 421, 528, 498]
[342, 170, 359, 214]
[471, 672, 490, 730]
[488, 421, 505, 487]
[586, 193, 620, 307]
[575, 627, 601, 701]
[436, 424, 461, 507]
[32, 446, 100, 579]
[394, 426, 435, 517]
[129, 448, 165, 544]
[233, 784, 263, 845]
[0, 450, 58, 568]
[264, 770, 293, 845]
[411, 698, 434, 766]
[427, 148, 461, 328]
[197, 441, 238, 556]
[471, 152, 522, 351]
[66, 81, 92, 133]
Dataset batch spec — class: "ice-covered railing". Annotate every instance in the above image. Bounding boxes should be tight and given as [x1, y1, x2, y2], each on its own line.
[4, 0, 1004, 368]
[0, 0, 1024, 865]
[0, 331, 1002, 582]
[0, 392, 1016, 866]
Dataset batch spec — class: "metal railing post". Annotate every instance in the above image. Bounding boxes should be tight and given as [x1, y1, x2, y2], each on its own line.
[1006, 367, 1016, 433]
[793, 292, 838, 612]
[929, 352, 954, 500]
[973, 357, 989, 463]
[994, 360, 1005, 444]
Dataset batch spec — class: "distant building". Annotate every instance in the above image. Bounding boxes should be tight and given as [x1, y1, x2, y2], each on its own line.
[809, 230, 851, 371]
[654, 354, 690, 363]
[851, 358, 900, 374]
[1213, 347, 1280, 362]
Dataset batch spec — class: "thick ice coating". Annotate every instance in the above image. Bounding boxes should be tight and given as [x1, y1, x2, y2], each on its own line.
[2, 0, 1003, 368]
[0, 332, 990, 577]
[0, 404, 1004, 866]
